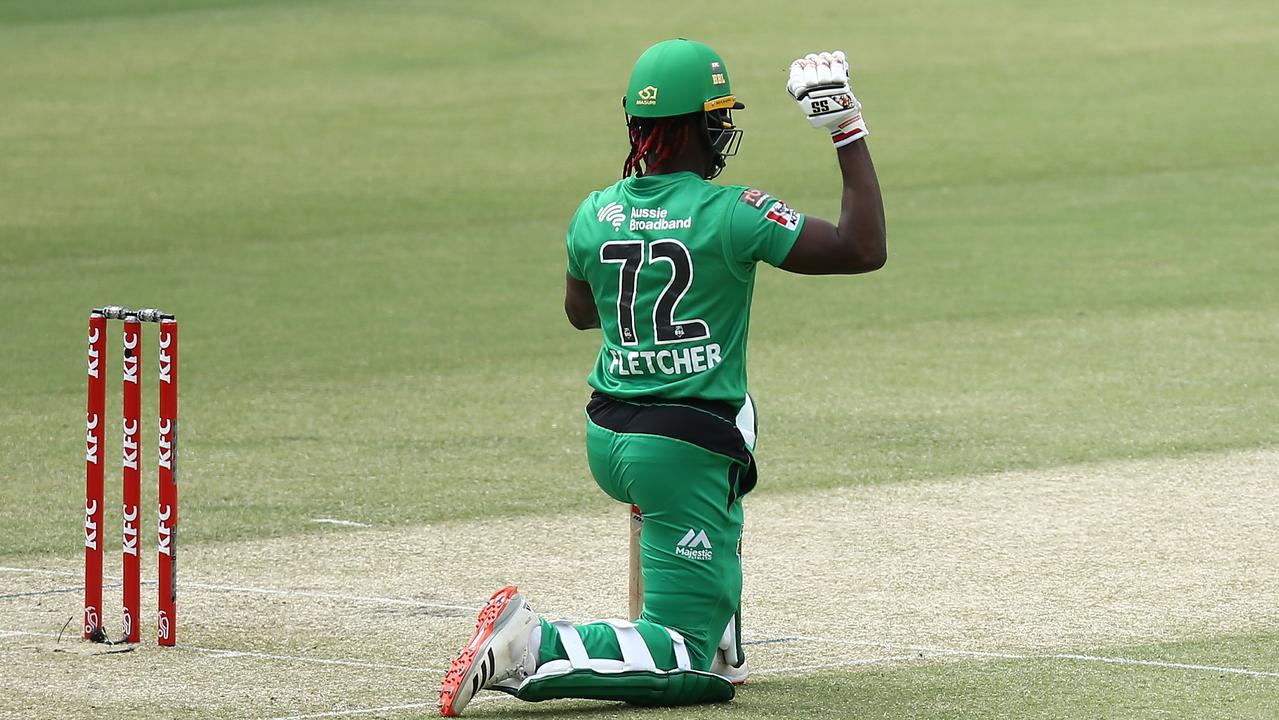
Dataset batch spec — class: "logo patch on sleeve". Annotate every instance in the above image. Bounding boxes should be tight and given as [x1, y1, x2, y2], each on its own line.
[765, 200, 801, 231]
[738, 188, 771, 209]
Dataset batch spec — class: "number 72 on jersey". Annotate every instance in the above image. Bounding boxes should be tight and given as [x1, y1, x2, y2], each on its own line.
[600, 238, 710, 346]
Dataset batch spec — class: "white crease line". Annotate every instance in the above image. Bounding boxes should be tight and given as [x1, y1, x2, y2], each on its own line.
[7, 566, 1273, 681]
[0, 566, 80, 577]
[796, 636, 1279, 679]
[265, 659, 921, 720]
[260, 661, 916, 720]
[1049, 653, 1279, 679]
[0, 585, 108, 601]
[0, 628, 443, 674]
[0, 565, 476, 613]
[0, 629, 58, 639]
[0, 625, 902, 679]
[754, 654, 924, 675]
[265, 694, 511, 720]
[189, 647, 444, 674]
[814, 637, 1029, 660]
[265, 701, 437, 720]
[178, 580, 476, 612]
[311, 518, 372, 528]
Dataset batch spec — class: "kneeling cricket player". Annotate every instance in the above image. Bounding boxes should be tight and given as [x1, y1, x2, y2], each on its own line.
[439, 39, 886, 715]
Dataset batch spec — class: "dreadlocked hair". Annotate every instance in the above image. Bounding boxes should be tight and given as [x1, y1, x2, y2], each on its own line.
[622, 114, 695, 179]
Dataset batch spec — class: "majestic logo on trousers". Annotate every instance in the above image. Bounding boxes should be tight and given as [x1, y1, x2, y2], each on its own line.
[676, 529, 713, 560]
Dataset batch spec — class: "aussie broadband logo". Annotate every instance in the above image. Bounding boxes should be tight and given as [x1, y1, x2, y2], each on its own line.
[599, 203, 693, 232]
[676, 529, 713, 561]
[598, 202, 625, 230]
[630, 206, 691, 232]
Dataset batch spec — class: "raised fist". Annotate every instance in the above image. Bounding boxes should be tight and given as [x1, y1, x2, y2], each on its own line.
[787, 51, 868, 147]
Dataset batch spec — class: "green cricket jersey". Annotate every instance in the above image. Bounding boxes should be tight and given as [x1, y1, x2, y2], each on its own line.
[566, 171, 804, 405]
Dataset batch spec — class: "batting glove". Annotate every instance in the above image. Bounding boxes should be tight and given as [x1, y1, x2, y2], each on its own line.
[787, 51, 868, 148]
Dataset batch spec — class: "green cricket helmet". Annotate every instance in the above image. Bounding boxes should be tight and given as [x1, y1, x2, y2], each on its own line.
[626, 38, 742, 118]
[624, 39, 744, 173]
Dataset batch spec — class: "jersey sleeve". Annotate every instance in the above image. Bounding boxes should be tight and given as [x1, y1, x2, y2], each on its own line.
[565, 196, 594, 281]
[726, 188, 806, 269]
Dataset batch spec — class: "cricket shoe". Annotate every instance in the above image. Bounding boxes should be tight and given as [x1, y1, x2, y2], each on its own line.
[710, 648, 749, 685]
[438, 585, 539, 717]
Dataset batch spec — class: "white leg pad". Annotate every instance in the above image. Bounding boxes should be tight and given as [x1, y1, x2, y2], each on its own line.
[603, 619, 657, 672]
[717, 616, 740, 666]
[552, 621, 590, 669]
[508, 621, 736, 705]
[667, 628, 691, 671]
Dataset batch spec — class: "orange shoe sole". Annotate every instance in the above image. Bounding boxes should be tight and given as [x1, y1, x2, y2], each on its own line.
[438, 585, 519, 717]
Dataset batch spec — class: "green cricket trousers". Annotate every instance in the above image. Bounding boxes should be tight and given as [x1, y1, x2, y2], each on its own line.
[510, 392, 757, 706]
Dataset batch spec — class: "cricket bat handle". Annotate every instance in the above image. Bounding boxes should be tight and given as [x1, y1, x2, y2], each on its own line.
[628, 504, 643, 620]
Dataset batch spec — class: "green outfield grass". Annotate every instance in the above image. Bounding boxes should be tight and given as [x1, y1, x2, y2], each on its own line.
[1, 1, 1277, 718]
[481, 633, 1279, 720]
[762, 635, 1279, 720]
